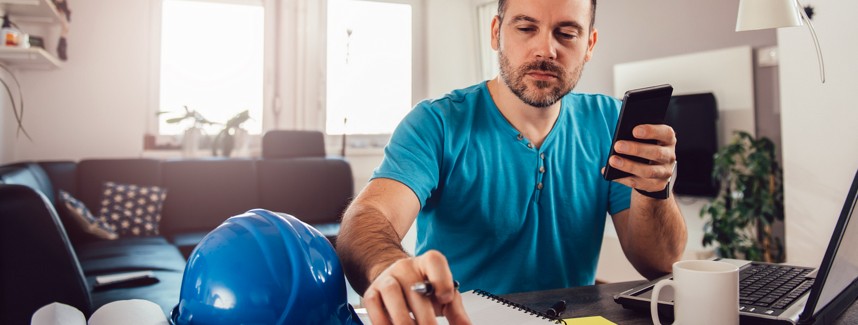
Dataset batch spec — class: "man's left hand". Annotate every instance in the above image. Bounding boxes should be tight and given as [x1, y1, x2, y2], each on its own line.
[603, 124, 677, 192]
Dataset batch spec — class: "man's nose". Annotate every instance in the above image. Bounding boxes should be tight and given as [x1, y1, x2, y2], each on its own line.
[533, 31, 557, 60]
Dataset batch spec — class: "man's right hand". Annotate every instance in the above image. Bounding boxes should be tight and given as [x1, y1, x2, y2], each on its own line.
[363, 250, 472, 325]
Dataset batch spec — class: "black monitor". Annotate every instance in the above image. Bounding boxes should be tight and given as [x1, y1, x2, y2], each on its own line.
[664, 93, 719, 197]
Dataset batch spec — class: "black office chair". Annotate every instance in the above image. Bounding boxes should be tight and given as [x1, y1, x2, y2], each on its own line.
[261, 130, 327, 159]
[0, 184, 92, 324]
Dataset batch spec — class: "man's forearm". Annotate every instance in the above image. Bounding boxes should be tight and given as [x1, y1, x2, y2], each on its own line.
[623, 192, 687, 279]
[336, 202, 410, 295]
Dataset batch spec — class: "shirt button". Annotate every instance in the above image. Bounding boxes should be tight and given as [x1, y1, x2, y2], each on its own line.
[527, 143, 533, 149]
[540, 153, 545, 159]
[537, 183, 543, 190]
[516, 134, 524, 140]
[539, 166, 545, 173]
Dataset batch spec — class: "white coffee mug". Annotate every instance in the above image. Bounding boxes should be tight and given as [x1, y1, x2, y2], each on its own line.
[650, 260, 740, 325]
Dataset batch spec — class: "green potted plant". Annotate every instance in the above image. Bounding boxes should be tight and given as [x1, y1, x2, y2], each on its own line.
[700, 131, 785, 262]
[159, 106, 219, 155]
[211, 110, 251, 157]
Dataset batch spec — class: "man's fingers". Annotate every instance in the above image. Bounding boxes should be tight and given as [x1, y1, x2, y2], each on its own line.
[363, 252, 460, 325]
[610, 156, 674, 180]
[389, 272, 438, 325]
[613, 141, 675, 165]
[416, 250, 456, 304]
[364, 288, 393, 325]
[441, 291, 473, 325]
[608, 157, 672, 192]
[633, 124, 676, 146]
[375, 276, 415, 325]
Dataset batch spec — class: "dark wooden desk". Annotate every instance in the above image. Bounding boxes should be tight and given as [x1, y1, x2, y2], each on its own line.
[502, 281, 858, 324]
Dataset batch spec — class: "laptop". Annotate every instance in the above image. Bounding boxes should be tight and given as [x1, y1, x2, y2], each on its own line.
[614, 169, 858, 324]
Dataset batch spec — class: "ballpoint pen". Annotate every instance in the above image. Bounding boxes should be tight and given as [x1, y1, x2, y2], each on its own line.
[410, 280, 460, 297]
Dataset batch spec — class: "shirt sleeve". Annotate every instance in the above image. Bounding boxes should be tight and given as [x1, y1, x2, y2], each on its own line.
[608, 181, 632, 215]
[371, 101, 445, 207]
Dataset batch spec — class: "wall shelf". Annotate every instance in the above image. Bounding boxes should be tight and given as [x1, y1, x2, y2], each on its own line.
[0, 0, 66, 24]
[0, 0, 66, 69]
[0, 46, 60, 69]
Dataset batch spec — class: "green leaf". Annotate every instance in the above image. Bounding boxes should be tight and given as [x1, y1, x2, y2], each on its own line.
[699, 130, 784, 262]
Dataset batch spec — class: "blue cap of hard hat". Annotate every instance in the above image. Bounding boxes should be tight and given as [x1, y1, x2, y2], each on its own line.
[171, 209, 362, 325]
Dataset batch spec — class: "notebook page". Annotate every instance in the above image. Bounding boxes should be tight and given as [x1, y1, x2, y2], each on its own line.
[435, 290, 559, 325]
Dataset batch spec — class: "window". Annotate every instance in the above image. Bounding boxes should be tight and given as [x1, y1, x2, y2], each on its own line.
[326, 0, 414, 135]
[158, 0, 264, 135]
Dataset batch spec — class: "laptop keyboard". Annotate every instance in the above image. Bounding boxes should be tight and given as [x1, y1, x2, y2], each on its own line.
[739, 263, 815, 315]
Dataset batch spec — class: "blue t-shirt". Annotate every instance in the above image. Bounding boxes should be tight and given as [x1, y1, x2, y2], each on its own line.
[372, 81, 632, 294]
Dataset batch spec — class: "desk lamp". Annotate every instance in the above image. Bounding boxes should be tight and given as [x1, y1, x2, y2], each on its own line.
[736, 0, 825, 83]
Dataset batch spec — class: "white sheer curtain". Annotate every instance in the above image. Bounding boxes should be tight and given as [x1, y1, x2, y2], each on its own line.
[476, 1, 499, 81]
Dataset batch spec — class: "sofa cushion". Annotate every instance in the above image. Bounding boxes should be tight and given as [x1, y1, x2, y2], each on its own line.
[37, 161, 77, 201]
[87, 270, 182, 317]
[77, 159, 162, 214]
[59, 190, 118, 240]
[170, 231, 209, 259]
[159, 159, 259, 236]
[76, 237, 186, 275]
[97, 182, 167, 237]
[257, 158, 353, 224]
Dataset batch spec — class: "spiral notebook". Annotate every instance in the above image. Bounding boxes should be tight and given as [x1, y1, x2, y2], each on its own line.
[443, 289, 566, 325]
[353, 289, 566, 324]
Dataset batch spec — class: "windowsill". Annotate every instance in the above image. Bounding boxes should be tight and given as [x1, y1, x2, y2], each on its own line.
[140, 148, 262, 159]
[347, 147, 385, 157]
[144, 133, 263, 159]
[325, 133, 389, 157]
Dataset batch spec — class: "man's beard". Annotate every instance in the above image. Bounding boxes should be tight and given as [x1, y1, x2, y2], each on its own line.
[498, 50, 583, 108]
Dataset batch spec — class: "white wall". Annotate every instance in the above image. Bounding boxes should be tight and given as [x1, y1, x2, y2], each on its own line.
[425, 0, 481, 99]
[9, 0, 152, 161]
[779, 0, 858, 267]
[578, 0, 776, 95]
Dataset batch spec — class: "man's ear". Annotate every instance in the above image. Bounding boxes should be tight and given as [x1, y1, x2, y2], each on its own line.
[584, 27, 598, 62]
[491, 15, 501, 51]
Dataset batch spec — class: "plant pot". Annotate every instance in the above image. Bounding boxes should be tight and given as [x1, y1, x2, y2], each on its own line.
[232, 128, 249, 156]
[182, 127, 202, 157]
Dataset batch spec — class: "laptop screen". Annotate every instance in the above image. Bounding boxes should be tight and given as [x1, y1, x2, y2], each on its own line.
[806, 171, 858, 317]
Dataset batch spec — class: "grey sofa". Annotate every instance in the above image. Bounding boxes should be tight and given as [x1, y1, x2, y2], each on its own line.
[0, 130, 353, 323]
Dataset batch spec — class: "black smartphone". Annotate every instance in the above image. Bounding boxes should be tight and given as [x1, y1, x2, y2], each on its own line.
[603, 84, 674, 181]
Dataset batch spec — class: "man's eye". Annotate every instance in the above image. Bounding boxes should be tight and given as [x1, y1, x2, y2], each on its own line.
[517, 27, 536, 32]
[557, 32, 577, 40]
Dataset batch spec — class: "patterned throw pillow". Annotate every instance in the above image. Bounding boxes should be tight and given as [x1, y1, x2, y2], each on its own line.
[97, 182, 167, 237]
[58, 190, 118, 240]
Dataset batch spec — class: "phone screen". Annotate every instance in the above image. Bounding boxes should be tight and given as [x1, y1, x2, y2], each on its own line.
[603, 84, 673, 181]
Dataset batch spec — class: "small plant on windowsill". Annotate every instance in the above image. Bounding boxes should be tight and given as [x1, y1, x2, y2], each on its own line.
[160, 105, 219, 129]
[158, 106, 219, 154]
[211, 110, 251, 157]
[700, 131, 784, 263]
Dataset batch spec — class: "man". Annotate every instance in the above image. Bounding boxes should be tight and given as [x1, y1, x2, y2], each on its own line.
[337, 0, 687, 324]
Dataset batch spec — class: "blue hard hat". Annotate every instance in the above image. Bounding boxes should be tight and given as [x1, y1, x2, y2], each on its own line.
[171, 209, 362, 325]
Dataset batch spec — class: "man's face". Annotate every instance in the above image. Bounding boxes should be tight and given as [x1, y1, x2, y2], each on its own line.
[492, 0, 597, 108]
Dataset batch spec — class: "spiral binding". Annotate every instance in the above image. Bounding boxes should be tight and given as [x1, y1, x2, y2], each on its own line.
[472, 289, 567, 324]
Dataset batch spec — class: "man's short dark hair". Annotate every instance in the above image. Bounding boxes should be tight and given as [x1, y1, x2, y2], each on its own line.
[497, 0, 597, 29]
